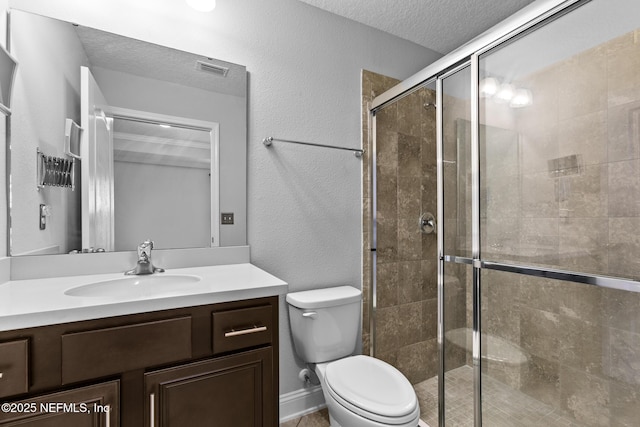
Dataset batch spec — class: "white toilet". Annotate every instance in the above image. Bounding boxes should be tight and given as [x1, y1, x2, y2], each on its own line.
[287, 286, 420, 427]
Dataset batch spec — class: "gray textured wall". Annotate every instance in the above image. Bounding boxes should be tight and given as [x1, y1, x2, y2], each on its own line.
[6, 0, 441, 405]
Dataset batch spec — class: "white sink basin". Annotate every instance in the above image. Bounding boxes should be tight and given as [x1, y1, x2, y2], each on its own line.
[64, 274, 202, 299]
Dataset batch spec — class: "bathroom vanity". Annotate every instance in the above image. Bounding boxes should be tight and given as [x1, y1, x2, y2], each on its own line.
[0, 263, 286, 427]
[0, 6, 280, 425]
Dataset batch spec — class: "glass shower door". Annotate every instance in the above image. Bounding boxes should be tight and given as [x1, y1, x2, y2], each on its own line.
[439, 64, 474, 427]
[477, 0, 640, 425]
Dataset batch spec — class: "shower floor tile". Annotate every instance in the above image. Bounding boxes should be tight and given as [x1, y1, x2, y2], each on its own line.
[415, 366, 584, 427]
[281, 365, 586, 427]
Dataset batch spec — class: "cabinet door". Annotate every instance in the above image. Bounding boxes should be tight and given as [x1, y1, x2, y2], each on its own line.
[0, 381, 118, 427]
[145, 348, 273, 427]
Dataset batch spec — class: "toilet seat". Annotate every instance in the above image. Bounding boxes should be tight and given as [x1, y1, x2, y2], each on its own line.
[324, 355, 419, 425]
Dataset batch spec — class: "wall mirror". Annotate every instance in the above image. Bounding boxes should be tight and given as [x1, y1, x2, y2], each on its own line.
[8, 9, 247, 256]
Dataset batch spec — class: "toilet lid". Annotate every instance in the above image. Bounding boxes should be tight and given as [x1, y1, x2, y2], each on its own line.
[325, 355, 418, 422]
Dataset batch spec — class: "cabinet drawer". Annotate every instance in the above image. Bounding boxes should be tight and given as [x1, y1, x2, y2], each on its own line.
[0, 340, 28, 398]
[212, 305, 272, 354]
[62, 317, 192, 384]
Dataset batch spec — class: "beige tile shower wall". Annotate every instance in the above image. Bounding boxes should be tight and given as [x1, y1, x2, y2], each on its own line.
[361, 70, 398, 357]
[362, 70, 441, 384]
[479, 29, 640, 426]
[490, 29, 640, 279]
[482, 271, 640, 427]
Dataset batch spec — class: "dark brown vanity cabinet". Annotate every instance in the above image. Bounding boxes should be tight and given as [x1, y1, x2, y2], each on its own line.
[0, 381, 119, 427]
[0, 296, 279, 427]
[0, 340, 29, 398]
[145, 348, 273, 426]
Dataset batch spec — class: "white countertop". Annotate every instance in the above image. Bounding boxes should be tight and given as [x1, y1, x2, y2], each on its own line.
[0, 263, 288, 332]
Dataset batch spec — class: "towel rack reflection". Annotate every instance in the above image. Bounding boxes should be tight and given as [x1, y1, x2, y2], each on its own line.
[37, 118, 83, 190]
[37, 148, 75, 190]
[263, 136, 363, 158]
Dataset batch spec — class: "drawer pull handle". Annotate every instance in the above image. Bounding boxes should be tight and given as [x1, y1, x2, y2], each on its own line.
[0, 372, 3, 379]
[150, 393, 155, 427]
[224, 325, 267, 338]
[105, 404, 111, 427]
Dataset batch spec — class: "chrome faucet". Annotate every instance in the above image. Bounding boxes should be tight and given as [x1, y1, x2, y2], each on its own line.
[125, 240, 165, 275]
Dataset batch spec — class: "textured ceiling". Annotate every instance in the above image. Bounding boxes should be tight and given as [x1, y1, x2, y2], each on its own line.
[75, 25, 246, 98]
[297, 0, 537, 54]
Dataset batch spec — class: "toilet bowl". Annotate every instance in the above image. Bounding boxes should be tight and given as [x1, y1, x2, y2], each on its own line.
[287, 286, 420, 427]
[316, 355, 420, 427]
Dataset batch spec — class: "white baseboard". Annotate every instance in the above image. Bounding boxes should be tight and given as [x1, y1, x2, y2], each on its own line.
[279, 385, 326, 423]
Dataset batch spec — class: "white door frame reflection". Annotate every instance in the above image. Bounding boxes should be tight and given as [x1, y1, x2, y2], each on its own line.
[83, 102, 220, 252]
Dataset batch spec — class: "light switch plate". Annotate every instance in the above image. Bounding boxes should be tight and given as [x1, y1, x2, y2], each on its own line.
[221, 213, 234, 225]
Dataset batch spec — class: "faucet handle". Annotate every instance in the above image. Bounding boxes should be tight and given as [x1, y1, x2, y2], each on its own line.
[127, 239, 163, 275]
[137, 240, 154, 261]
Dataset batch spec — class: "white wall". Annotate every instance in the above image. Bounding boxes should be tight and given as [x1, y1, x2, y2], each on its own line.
[0, 0, 7, 258]
[9, 10, 87, 255]
[8, 0, 441, 407]
[114, 161, 210, 251]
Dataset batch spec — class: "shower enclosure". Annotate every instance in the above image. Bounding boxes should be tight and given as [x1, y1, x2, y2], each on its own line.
[367, 0, 640, 425]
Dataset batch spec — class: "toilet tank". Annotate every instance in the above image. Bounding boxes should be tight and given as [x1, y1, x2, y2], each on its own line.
[286, 286, 361, 364]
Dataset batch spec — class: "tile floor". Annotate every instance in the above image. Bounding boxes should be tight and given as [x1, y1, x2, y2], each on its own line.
[280, 408, 430, 427]
[281, 366, 586, 427]
[280, 408, 330, 427]
[416, 366, 584, 427]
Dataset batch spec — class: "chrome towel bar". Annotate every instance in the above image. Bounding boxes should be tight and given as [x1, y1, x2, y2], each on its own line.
[263, 136, 363, 158]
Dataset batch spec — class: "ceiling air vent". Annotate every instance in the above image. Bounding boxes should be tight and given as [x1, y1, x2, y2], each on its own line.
[195, 60, 229, 77]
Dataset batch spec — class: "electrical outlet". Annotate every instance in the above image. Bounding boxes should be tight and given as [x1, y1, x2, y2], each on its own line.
[221, 213, 234, 225]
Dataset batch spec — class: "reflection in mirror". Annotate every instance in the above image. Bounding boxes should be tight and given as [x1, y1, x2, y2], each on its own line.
[111, 112, 218, 251]
[9, 9, 247, 256]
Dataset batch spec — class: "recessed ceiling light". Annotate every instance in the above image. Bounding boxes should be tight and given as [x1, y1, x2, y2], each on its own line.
[509, 89, 533, 108]
[479, 77, 499, 98]
[494, 83, 515, 103]
[186, 0, 216, 12]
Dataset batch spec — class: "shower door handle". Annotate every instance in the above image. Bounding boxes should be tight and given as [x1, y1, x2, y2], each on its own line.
[419, 212, 436, 234]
